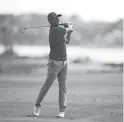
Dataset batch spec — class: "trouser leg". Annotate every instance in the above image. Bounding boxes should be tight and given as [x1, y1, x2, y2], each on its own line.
[57, 63, 68, 112]
[35, 60, 60, 107]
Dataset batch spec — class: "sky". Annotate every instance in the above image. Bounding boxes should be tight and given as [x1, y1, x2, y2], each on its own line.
[0, 0, 123, 21]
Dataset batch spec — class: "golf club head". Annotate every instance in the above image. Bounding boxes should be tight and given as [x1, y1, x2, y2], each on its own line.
[20, 28, 25, 33]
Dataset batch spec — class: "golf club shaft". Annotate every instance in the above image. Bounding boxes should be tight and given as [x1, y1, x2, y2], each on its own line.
[23, 25, 50, 29]
[23, 23, 64, 30]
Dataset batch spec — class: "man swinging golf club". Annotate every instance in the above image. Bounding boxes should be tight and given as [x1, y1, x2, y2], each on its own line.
[32, 12, 74, 118]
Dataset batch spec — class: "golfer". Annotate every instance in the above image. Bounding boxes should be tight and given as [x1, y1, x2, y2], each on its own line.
[33, 12, 74, 118]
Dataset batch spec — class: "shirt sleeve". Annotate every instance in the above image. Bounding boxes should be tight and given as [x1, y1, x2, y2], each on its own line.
[55, 26, 66, 35]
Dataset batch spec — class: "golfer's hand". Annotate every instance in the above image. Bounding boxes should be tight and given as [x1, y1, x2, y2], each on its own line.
[68, 23, 73, 29]
[64, 23, 73, 28]
[65, 23, 74, 33]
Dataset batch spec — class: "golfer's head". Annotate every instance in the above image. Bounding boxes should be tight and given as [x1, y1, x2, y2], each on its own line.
[48, 12, 62, 26]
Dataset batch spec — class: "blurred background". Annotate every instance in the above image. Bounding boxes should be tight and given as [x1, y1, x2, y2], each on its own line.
[0, 0, 123, 74]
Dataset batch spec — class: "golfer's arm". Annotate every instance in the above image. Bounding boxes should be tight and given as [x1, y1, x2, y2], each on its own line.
[66, 28, 73, 33]
[65, 27, 73, 44]
[66, 32, 72, 44]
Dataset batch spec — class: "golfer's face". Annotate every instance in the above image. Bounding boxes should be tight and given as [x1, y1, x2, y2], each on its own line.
[50, 17, 59, 25]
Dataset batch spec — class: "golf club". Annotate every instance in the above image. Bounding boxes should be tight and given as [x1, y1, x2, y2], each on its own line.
[20, 23, 73, 33]
[21, 24, 50, 33]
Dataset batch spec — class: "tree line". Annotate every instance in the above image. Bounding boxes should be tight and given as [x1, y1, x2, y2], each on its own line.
[0, 14, 123, 53]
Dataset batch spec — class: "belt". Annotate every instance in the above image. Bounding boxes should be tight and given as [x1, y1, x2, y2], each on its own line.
[50, 58, 67, 61]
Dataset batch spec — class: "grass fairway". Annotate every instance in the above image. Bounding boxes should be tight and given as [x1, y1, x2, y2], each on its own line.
[0, 70, 123, 122]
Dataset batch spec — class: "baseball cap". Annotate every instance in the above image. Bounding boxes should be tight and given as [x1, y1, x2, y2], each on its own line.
[48, 12, 62, 21]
